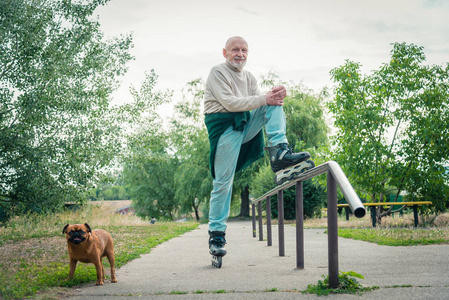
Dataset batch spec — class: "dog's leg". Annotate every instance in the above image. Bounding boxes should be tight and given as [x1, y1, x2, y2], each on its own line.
[93, 259, 104, 285]
[101, 262, 105, 282]
[69, 259, 78, 279]
[106, 251, 117, 283]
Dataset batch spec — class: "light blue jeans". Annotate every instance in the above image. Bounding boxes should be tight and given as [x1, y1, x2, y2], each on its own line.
[208, 105, 288, 232]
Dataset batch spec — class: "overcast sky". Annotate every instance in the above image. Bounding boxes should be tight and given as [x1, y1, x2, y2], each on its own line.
[94, 0, 449, 112]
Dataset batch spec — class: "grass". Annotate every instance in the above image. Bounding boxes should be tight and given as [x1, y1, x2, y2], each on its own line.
[261, 212, 449, 246]
[170, 291, 188, 295]
[0, 203, 198, 299]
[2, 203, 448, 299]
[302, 211, 449, 229]
[313, 213, 449, 246]
[303, 271, 379, 296]
[338, 227, 449, 246]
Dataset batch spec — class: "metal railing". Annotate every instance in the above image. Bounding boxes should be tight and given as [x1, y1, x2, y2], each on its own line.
[251, 161, 366, 288]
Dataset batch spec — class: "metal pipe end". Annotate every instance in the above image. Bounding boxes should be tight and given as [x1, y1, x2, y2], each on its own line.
[354, 207, 366, 218]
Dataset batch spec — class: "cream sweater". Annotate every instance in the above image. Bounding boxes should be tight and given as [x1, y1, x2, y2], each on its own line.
[204, 62, 267, 114]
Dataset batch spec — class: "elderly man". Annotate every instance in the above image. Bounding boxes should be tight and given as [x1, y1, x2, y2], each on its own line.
[204, 36, 313, 265]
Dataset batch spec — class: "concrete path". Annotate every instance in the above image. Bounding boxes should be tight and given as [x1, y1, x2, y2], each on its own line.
[69, 220, 449, 299]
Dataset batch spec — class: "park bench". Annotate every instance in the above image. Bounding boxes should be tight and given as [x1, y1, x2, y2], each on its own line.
[337, 201, 432, 227]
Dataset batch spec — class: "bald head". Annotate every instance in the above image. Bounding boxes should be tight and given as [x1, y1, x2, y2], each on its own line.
[223, 36, 248, 71]
[224, 36, 248, 50]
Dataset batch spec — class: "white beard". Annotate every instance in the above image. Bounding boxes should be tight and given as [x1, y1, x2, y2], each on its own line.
[227, 57, 246, 70]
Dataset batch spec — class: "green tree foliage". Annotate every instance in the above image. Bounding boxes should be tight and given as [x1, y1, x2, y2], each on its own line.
[124, 143, 179, 220]
[284, 85, 329, 152]
[121, 76, 211, 221]
[121, 72, 176, 221]
[328, 42, 449, 222]
[172, 79, 212, 221]
[0, 0, 133, 221]
[89, 172, 131, 201]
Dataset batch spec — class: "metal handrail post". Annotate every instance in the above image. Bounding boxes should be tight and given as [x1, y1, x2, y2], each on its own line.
[266, 196, 272, 246]
[252, 204, 256, 237]
[258, 201, 263, 241]
[278, 190, 285, 257]
[296, 181, 304, 269]
[327, 171, 339, 289]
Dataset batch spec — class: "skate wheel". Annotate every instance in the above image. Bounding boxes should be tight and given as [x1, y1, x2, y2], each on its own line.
[274, 175, 290, 185]
[212, 255, 222, 268]
[306, 160, 315, 169]
[274, 160, 316, 185]
[291, 160, 315, 179]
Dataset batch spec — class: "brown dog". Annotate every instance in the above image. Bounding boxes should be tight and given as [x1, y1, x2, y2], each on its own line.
[63, 223, 117, 285]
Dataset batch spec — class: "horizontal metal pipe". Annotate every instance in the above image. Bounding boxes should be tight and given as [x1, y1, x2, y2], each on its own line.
[327, 161, 366, 218]
[252, 161, 366, 218]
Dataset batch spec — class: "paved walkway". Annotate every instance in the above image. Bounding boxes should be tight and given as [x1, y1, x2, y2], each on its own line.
[69, 220, 449, 299]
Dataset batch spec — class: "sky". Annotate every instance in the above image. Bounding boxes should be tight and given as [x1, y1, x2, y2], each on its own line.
[94, 0, 449, 114]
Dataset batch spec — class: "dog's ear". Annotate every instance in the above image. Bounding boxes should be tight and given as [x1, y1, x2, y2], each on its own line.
[63, 224, 69, 234]
[84, 223, 92, 232]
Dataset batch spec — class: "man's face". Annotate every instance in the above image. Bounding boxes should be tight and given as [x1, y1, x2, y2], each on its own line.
[223, 38, 248, 70]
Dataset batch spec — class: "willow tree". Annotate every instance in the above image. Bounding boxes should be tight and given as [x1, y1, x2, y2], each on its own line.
[172, 79, 212, 221]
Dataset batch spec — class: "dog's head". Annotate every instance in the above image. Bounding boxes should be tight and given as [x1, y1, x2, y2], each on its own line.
[63, 223, 92, 245]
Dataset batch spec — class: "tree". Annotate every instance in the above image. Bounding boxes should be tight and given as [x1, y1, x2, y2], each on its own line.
[328, 42, 449, 223]
[284, 85, 329, 152]
[124, 141, 180, 220]
[0, 0, 133, 221]
[89, 171, 131, 201]
[172, 79, 212, 221]
[121, 72, 176, 221]
[173, 128, 211, 221]
[234, 163, 263, 218]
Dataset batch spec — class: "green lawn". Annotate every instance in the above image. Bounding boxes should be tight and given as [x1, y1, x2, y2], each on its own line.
[0, 208, 198, 299]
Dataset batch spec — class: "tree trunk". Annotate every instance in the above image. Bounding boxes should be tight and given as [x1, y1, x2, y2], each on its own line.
[376, 206, 383, 225]
[194, 205, 200, 221]
[239, 185, 250, 217]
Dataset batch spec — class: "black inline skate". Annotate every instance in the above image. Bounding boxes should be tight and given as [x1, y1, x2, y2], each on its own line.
[209, 231, 226, 268]
[267, 143, 315, 185]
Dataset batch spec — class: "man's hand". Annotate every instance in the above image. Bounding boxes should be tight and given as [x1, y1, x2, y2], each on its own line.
[265, 85, 287, 106]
